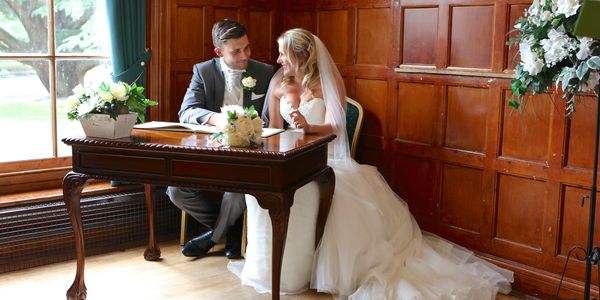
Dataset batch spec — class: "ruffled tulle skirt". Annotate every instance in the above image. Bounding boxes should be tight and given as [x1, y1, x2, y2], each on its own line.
[228, 159, 513, 299]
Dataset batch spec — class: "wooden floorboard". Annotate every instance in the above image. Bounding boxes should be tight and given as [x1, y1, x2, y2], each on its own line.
[0, 240, 525, 300]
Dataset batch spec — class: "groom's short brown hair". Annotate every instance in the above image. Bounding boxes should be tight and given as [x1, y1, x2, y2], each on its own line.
[212, 19, 247, 48]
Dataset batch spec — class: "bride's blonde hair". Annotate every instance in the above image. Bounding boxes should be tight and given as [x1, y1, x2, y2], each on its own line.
[277, 28, 319, 90]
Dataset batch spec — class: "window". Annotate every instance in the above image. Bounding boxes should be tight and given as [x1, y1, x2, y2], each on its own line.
[0, 0, 111, 193]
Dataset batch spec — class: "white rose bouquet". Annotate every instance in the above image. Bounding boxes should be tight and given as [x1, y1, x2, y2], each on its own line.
[212, 105, 264, 147]
[509, 0, 600, 115]
[66, 81, 157, 122]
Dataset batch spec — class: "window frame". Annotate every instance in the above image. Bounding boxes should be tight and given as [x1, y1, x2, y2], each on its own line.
[0, 0, 111, 195]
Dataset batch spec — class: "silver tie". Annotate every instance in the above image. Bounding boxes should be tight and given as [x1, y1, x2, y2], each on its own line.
[224, 69, 243, 104]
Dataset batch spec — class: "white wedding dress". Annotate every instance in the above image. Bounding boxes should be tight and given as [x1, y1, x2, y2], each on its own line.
[228, 97, 513, 299]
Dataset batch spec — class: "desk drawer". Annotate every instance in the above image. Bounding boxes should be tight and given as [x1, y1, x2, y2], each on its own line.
[78, 152, 167, 175]
[172, 159, 271, 185]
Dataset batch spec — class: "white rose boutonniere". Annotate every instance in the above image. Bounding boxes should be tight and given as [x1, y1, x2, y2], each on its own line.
[241, 72, 257, 92]
[212, 105, 264, 147]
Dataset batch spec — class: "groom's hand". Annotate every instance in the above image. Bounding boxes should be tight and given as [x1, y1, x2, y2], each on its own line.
[207, 112, 227, 127]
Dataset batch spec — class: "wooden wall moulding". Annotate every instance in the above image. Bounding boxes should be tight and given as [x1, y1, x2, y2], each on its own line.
[146, 0, 600, 297]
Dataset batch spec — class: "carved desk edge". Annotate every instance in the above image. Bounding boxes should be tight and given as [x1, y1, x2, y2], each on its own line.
[65, 166, 334, 195]
[62, 133, 336, 159]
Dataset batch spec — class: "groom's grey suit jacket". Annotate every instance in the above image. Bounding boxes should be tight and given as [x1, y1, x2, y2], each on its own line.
[178, 58, 274, 125]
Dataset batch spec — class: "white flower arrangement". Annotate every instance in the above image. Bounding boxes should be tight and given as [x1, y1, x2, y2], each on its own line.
[212, 105, 263, 147]
[241, 73, 257, 91]
[510, 0, 600, 115]
[66, 81, 157, 122]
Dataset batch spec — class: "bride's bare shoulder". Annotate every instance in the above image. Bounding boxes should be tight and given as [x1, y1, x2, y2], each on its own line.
[270, 71, 285, 98]
[310, 80, 323, 99]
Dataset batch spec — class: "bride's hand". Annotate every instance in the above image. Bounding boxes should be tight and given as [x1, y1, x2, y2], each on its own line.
[290, 110, 311, 132]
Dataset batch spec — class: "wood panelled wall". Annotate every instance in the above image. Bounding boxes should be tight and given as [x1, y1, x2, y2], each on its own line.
[147, 0, 599, 298]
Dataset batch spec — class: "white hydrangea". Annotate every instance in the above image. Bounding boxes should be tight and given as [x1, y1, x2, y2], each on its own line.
[541, 27, 576, 67]
[519, 39, 544, 75]
[555, 0, 580, 17]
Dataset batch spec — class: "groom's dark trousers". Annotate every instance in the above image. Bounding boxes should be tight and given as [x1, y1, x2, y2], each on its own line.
[166, 58, 274, 243]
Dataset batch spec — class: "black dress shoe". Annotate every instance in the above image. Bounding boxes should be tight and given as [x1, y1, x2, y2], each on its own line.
[182, 230, 215, 257]
[224, 240, 241, 259]
[224, 217, 243, 259]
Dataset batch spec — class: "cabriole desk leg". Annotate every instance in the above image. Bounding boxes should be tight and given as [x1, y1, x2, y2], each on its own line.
[254, 191, 294, 300]
[62, 172, 91, 300]
[143, 184, 161, 261]
[315, 167, 335, 248]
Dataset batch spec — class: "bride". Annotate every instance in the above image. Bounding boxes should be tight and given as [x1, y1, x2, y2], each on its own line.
[228, 28, 513, 299]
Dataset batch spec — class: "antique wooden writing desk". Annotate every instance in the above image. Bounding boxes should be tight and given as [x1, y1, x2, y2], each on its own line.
[62, 129, 336, 300]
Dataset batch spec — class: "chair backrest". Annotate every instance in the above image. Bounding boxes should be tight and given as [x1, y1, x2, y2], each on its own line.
[345, 97, 364, 158]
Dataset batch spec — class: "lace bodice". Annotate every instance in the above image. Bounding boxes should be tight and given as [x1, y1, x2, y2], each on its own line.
[280, 97, 326, 127]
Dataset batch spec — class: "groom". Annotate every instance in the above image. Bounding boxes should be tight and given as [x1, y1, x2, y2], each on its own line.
[167, 19, 274, 258]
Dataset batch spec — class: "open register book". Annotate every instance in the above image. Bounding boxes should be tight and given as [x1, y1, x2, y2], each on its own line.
[134, 121, 284, 138]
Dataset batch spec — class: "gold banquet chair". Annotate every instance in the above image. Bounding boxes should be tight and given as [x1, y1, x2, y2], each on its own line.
[345, 96, 364, 159]
[179, 97, 365, 247]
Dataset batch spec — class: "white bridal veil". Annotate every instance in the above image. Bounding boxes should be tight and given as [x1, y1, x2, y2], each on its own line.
[311, 34, 351, 162]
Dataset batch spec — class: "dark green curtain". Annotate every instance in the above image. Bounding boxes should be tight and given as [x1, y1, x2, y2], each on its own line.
[106, 0, 150, 187]
[106, 0, 151, 86]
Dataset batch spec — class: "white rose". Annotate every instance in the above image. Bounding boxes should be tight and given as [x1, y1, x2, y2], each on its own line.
[235, 117, 253, 137]
[221, 105, 245, 116]
[555, 0, 580, 17]
[222, 123, 234, 134]
[242, 76, 257, 89]
[99, 90, 114, 102]
[216, 107, 263, 146]
[252, 117, 263, 129]
[227, 133, 247, 147]
[110, 82, 129, 101]
[519, 40, 544, 75]
[72, 84, 86, 97]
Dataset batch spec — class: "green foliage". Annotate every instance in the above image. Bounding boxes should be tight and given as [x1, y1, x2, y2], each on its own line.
[0, 0, 104, 53]
[245, 105, 259, 119]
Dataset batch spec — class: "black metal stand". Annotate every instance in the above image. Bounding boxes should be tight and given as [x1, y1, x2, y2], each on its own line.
[583, 91, 600, 300]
